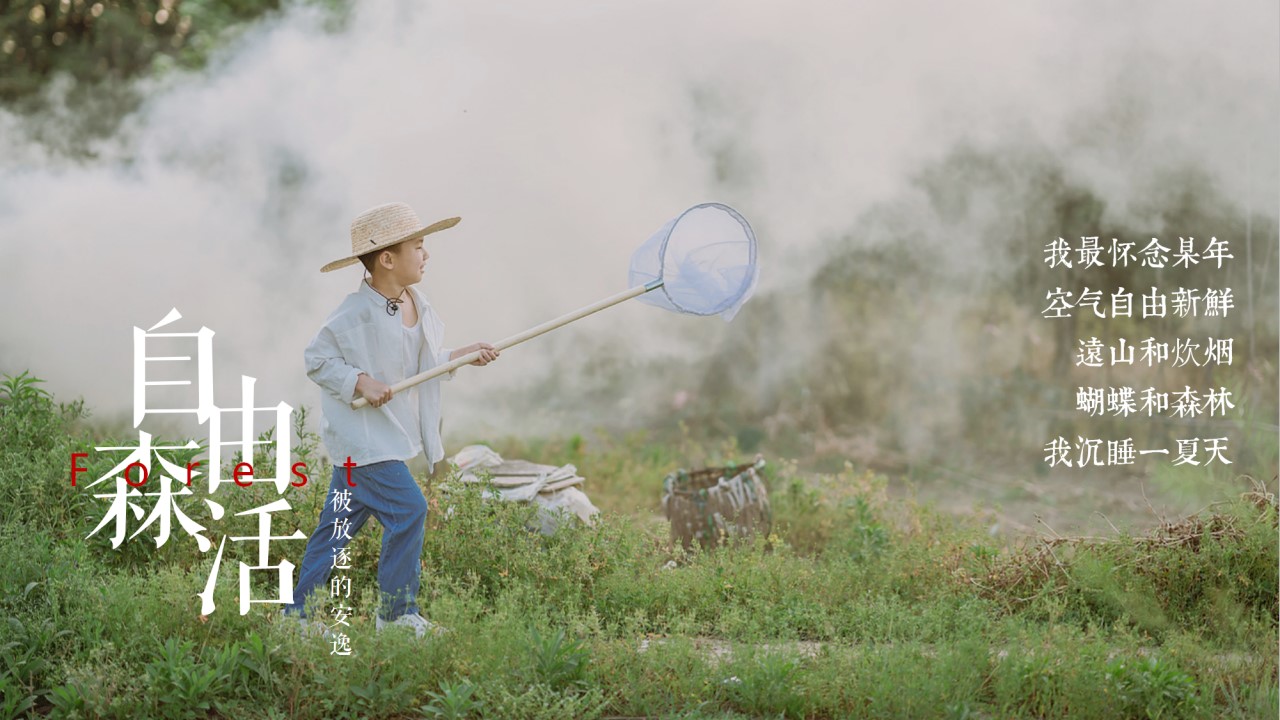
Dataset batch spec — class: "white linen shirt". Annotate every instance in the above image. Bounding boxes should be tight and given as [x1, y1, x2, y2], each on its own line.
[304, 280, 455, 471]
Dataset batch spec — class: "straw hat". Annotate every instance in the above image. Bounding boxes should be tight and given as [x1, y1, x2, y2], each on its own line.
[321, 202, 460, 273]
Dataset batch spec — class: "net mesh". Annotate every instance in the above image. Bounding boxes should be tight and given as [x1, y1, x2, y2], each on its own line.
[627, 202, 758, 321]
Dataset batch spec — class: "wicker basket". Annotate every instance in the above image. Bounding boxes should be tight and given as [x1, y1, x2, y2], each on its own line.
[662, 457, 771, 551]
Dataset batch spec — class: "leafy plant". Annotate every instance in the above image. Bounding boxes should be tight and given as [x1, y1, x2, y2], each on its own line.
[237, 632, 278, 696]
[838, 495, 889, 562]
[524, 625, 590, 692]
[1105, 655, 1203, 720]
[0, 673, 36, 720]
[421, 679, 482, 719]
[45, 681, 88, 718]
[485, 683, 607, 720]
[724, 651, 807, 718]
[2, 615, 72, 694]
[349, 677, 416, 716]
[0, 371, 52, 406]
[143, 637, 234, 720]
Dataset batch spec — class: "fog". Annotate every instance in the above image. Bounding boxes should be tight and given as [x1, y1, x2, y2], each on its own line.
[0, 0, 1275, 452]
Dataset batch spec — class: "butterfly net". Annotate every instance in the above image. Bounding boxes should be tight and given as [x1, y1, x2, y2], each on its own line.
[627, 202, 758, 322]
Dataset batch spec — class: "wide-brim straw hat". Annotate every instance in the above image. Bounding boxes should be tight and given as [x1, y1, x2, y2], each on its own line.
[321, 202, 460, 273]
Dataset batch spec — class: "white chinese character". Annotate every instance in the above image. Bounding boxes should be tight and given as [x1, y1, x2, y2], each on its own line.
[330, 633, 353, 656]
[1107, 387, 1137, 417]
[332, 546, 353, 570]
[1109, 238, 1136, 267]
[1043, 288, 1075, 319]
[1203, 288, 1233, 317]
[85, 431, 215, 551]
[1111, 287, 1133, 318]
[1173, 439, 1200, 466]
[1142, 287, 1166, 318]
[330, 489, 354, 514]
[1139, 338, 1169, 367]
[196, 498, 307, 616]
[1204, 438, 1231, 465]
[1170, 287, 1201, 318]
[206, 376, 296, 495]
[329, 517, 355, 542]
[1171, 387, 1202, 419]
[1076, 338, 1105, 368]
[1140, 388, 1168, 417]
[1204, 337, 1233, 366]
[1203, 388, 1235, 417]
[1171, 339, 1201, 368]
[1139, 238, 1170, 268]
[1076, 387, 1106, 416]
[1044, 238, 1073, 268]
[1110, 338, 1134, 365]
[1077, 237, 1104, 268]
[330, 576, 352, 599]
[1075, 437, 1104, 467]
[132, 308, 216, 428]
[1172, 237, 1200, 268]
[1044, 437, 1073, 468]
[1076, 288, 1105, 318]
[1202, 237, 1233, 268]
[1107, 439, 1135, 466]
[332, 605, 354, 627]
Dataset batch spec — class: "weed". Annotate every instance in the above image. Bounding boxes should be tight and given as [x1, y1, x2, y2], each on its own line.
[0, 674, 35, 720]
[421, 678, 482, 719]
[1105, 655, 1204, 720]
[525, 624, 591, 692]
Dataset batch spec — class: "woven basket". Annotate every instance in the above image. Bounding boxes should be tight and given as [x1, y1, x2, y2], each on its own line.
[662, 457, 771, 551]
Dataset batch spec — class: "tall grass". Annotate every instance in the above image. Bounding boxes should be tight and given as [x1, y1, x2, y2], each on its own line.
[0, 372, 1275, 719]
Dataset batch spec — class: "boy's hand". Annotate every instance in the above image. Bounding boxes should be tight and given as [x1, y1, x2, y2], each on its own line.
[452, 342, 500, 366]
[355, 373, 393, 408]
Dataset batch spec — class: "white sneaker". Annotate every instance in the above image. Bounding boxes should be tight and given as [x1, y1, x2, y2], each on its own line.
[280, 613, 336, 640]
[375, 612, 448, 639]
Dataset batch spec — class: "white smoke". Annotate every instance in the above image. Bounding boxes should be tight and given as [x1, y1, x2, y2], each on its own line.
[0, 0, 1274, 444]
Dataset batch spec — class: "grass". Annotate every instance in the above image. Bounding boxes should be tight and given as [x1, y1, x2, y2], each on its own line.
[0, 371, 1275, 719]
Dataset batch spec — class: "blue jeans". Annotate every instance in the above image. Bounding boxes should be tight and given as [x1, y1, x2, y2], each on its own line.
[284, 460, 427, 621]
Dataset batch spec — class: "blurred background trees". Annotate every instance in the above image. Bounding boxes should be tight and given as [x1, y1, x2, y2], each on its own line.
[0, 0, 349, 153]
[0, 0, 296, 101]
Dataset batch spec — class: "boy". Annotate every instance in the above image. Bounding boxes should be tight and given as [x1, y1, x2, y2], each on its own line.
[283, 201, 498, 639]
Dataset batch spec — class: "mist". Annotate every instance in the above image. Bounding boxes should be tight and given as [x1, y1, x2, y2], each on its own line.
[0, 0, 1275, 456]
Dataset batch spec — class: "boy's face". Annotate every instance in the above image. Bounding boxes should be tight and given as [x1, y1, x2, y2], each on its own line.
[383, 238, 428, 285]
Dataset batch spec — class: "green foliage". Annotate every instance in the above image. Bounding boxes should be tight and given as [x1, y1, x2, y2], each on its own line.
[2, 615, 72, 699]
[721, 650, 807, 718]
[0, 0, 312, 104]
[0, 0, 355, 159]
[992, 648, 1104, 718]
[0, 371, 95, 532]
[1105, 656, 1204, 720]
[0, 370, 52, 404]
[347, 676, 416, 716]
[0, 673, 35, 720]
[0, 376, 1273, 718]
[481, 682, 608, 720]
[45, 680, 89, 718]
[236, 631, 279, 698]
[524, 625, 590, 692]
[420, 679, 482, 720]
[426, 477, 639, 614]
[0, 0, 192, 104]
[144, 637, 233, 718]
[975, 504, 1279, 643]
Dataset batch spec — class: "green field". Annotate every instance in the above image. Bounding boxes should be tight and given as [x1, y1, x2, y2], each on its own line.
[1, 6, 1277, 717]
[0, 372, 1275, 719]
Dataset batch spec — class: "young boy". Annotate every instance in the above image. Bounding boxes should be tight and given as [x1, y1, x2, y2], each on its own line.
[283, 201, 498, 639]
